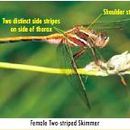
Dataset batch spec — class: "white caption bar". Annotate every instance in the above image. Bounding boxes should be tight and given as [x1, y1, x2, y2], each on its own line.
[0, 118, 130, 130]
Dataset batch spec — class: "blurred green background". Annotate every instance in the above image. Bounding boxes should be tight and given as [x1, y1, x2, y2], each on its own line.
[0, 1, 130, 118]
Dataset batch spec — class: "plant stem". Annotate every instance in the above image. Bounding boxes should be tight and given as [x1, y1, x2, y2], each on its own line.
[0, 61, 104, 76]
[0, 61, 129, 76]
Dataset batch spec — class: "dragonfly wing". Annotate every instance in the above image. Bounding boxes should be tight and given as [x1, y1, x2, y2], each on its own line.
[83, 18, 130, 31]
[57, 43, 91, 110]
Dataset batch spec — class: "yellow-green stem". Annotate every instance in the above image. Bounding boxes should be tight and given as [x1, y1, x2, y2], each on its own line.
[0, 62, 102, 76]
[0, 61, 129, 76]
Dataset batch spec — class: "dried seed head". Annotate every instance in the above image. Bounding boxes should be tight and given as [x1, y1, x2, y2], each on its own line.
[107, 51, 130, 73]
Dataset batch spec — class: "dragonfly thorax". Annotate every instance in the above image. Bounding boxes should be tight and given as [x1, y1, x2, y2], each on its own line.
[63, 26, 109, 48]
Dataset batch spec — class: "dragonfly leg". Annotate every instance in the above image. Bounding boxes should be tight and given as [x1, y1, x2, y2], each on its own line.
[118, 74, 129, 95]
[73, 48, 86, 61]
[73, 47, 100, 67]
[90, 47, 99, 64]
[70, 48, 86, 68]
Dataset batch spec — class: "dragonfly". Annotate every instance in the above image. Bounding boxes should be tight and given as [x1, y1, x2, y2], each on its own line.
[0, 27, 109, 110]
[0, 14, 129, 109]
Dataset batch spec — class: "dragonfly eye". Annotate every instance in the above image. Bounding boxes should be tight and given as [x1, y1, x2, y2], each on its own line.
[104, 36, 108, 40]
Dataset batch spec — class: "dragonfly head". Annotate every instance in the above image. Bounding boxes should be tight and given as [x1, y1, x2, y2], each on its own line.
[96, 32, 109, 48]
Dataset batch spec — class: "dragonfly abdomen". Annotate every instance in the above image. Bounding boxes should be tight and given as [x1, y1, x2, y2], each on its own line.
[0, 33, 64, 45]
